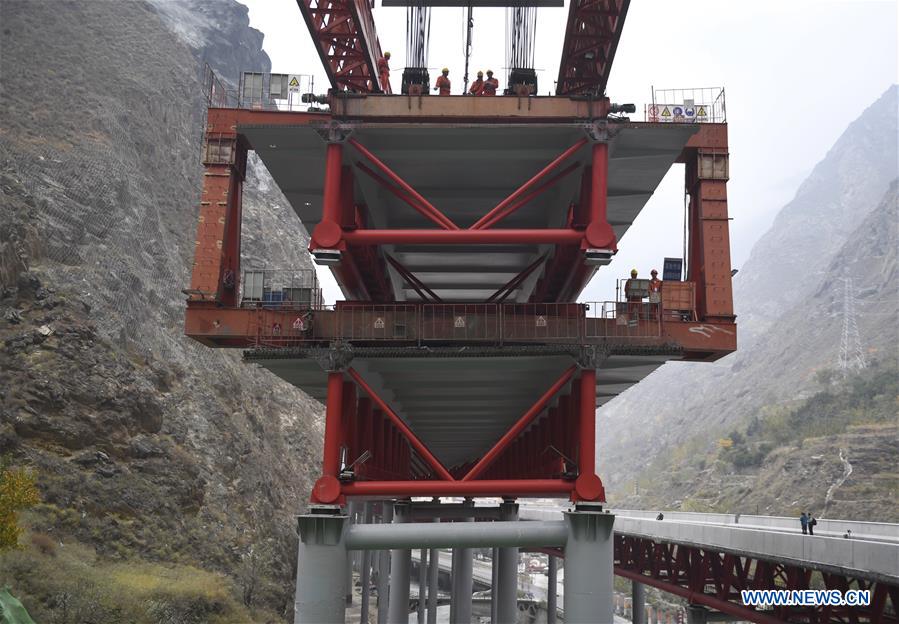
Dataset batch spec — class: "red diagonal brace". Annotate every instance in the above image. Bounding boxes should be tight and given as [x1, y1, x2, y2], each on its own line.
[386, 254, 443, 303]
[347, 367, 455, 481]
[355, 162, 452, 232]
[462, 365, 577, 481]
[349, 138, 459, 230]
[470, 138, 588, 230]
[474, 162, 580, 230]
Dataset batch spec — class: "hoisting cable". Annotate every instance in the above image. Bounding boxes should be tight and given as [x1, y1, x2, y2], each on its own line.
[462, 2, 474, 93]
[505, 6, 538, 94]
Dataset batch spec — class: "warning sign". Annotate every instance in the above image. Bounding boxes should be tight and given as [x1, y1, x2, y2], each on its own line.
[535, 315, 547, 327]
[655, 103, 709, 123]
[288, 74, 302, 94]
[292, 317, 305, 331]
[374, 317, 385, 329]
[454, 316, 466, 328]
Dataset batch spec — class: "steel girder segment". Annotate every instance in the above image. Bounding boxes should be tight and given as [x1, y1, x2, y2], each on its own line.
[296, 0, 388, 93]
[614, 534, 899, 624]
[556, 0, 630, 96]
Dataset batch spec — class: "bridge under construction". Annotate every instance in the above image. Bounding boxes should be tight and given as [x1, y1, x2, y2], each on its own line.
[182, 0, 897, 622]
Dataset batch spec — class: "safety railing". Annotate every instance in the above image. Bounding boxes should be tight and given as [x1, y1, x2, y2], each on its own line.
[202, 64, 320, 112]
[335, 304, 419, 341]
[645, 86, 726, 124]
[502, 303, 585, 342]
[420, 304, 501, 341]
[244, 301, 671, 346]
[584, 302, 662, 339]
[240, 269, 323, 311]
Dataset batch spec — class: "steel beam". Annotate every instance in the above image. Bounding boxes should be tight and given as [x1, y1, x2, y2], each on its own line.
[490, 547, 499, 624]
[342, 479, 574, 498]
[346, 519, 567, 550]
[294, 510, 348, 624]
[344, 228, 583, 246]
[427, 529, 440, 624]
[417, 547, 427, 623]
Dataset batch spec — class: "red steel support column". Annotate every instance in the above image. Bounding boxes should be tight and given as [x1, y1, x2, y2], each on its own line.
[575, 367, 604, 501]
[590, 142, 608, 225]
[310, 143, 344, 250]
[313, 371, 345, 503]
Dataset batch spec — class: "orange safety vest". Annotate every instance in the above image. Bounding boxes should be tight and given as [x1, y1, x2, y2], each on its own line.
[469, 78, 484, 95]
[483, 77, 499, 96]
[649, 277, 662, 293]
[435, 75, 451, 96]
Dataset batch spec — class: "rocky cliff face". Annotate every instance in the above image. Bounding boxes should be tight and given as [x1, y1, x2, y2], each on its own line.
[598, 87, 898, 520]
[1, 1, 320, 620]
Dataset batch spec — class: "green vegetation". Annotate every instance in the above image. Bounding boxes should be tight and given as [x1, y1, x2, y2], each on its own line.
[0, 534, 282, 624]
[0, 461, 39, 551]
[720, 360, 897, 467]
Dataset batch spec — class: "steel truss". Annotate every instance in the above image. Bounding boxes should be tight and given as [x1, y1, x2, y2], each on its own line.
[557, 0, 630, 96]
[309, 134, 616, 304]
[311, 364, 605, 505]
[614, 534, 899, 624]
[296, 0, 388, 93]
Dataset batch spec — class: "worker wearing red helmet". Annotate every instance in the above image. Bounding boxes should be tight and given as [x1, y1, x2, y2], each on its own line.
[434, 68, 451, 96]
[469, 70, 484, 96]
[482, 69, 499, 96]
[377, 51, 391, 92]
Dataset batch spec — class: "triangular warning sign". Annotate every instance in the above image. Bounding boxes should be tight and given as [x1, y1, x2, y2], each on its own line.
[697, 105, 707, 116]
[289, 77, 300, 87]
[661, 106, 671, 117]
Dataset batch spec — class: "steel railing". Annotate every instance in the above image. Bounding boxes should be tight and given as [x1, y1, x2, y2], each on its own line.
[240, 269, 323, 311]
[245, 301, 665, 346]
[202, 64, 320, 112]
[645, 86, 726, 124]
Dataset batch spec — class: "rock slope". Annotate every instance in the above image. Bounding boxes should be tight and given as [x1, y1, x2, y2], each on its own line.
[1, 1, 320, 619]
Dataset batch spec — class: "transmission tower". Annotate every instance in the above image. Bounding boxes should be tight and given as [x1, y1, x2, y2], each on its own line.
[838, 272, 866, 376]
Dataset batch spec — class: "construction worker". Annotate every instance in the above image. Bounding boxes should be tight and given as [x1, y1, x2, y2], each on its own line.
[434, 68, 451, 96]
[482, 69, 499, 96]
[377, 51, 391, 92]
[469, 70, 484, 96]
[624, 268, 646, 319]
[648, 269, 663, 304]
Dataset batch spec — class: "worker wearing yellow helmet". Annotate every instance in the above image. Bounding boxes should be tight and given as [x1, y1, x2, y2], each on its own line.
[483, 69, 499, 96]
[377, 52, 391, 92]
[625, 268, 644, 318]
[469, 70, 485, 96]
[434, 67, 451, 96]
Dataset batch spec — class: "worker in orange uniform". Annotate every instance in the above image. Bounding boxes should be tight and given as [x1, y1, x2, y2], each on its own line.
[482, 69, 499, 96]
[648, 269, 663, 304]
[469, 71, 484, 95]
[434, 68, 451, 96]
[377, 51, 391, 92]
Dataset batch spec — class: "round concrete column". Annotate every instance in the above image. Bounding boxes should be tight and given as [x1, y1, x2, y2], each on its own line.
[563, 504, 614, 624]
[387, 501, 412, 623]
[294, 509, 348, 624]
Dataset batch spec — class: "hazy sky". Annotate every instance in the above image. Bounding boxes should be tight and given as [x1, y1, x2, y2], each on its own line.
[240, 0, 897, 303]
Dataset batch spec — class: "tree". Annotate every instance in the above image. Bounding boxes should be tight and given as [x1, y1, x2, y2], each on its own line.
[0, 459, 40, 550]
